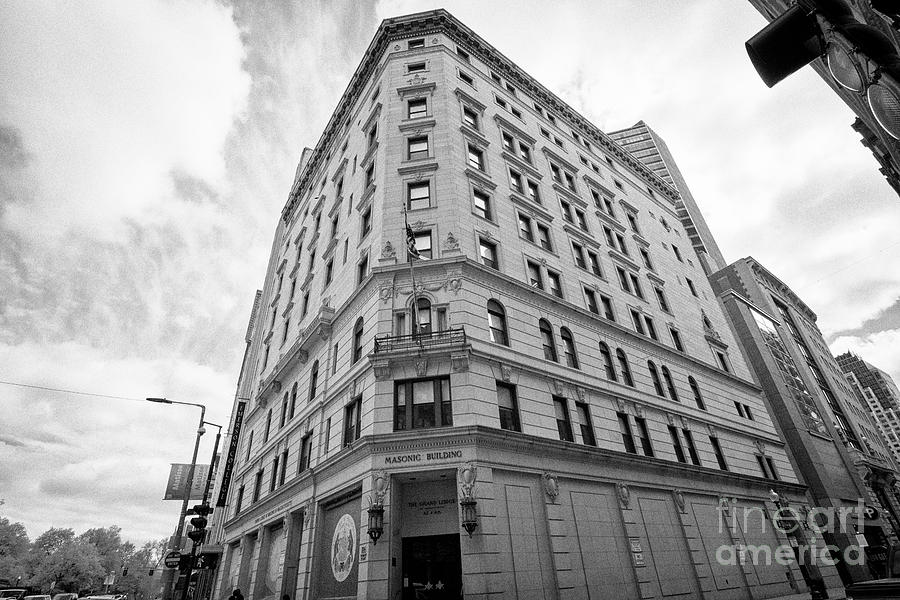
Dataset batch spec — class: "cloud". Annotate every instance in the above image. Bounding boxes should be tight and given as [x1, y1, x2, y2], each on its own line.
[0, 435, 26, 448]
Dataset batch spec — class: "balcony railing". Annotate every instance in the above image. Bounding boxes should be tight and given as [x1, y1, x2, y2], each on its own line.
[373, 327, 467, 354]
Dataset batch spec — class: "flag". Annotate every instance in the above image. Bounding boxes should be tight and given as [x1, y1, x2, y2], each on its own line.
[406, 223, 420, 259]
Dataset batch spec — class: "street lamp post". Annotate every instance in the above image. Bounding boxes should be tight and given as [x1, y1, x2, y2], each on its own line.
[146, 397, 206, 600]
[178, 421, 223, 600]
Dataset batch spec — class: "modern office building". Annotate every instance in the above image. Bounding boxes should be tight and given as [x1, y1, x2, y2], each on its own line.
[747, 0, 900, 196]
[838, 352, 900, 465]
[609, 122, 727, 276]
[209, 10, 846, 600]
[712, 257, 900, 580]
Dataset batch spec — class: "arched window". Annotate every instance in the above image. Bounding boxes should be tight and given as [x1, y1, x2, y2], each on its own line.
[280, 392, 288, 428]
[648, 361, 665, 397]
[539, 319, 558, 362]
[289, 382, 298, 419]
[560, 327, 579, 369]
[599, 342, 617, 381]
[617, 349, 634, 387]
[309, 360, 320, 401]
[352, 317, 364, 362]
[661, 366, 679, 401]
[415, 297, 432, 334]
[689, 376, 706, 410]
[487, 300, 509, 346]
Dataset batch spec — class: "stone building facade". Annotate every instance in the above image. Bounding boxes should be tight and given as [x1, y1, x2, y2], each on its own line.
[209, 10, 844, 600]
[712, 257, 900, 581]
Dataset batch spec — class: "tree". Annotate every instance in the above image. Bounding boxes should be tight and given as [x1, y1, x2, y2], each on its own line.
[33, 528, 75, 555]
[78, 527, 126, 575]
[30, 539, 104, 593]
[0, 517, 30, 584]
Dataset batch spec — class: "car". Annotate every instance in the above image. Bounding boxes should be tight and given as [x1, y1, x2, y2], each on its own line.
[0, 591, 27, 600]
[23, 595, 51, 600]
[52, 594, 77, 600]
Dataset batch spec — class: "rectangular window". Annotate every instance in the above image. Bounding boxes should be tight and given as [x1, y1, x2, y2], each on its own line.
[407, 98, 427, 119]
[548, 270, 563, 298]
[456, 46, 470, 62]
[407, 181, 431, 210]
[394, 377, 452, 430]
[518, 214, 534, 242]
[458, 70, 474, 86]
[600, 294, 615, 321]
[683, 429, 701, 466]
[617, 267, 631, 293]
[576, 209, 588, 231]
[640, 248, 654, 271]
[673, 245, 683, 262]
[670, 327, 684, 352]
[324, 260, 333, 286]
[630, 274, 644, 299]
[497, 382, 521, 432]
[361, 207, 372, 238]
[536, 224, 552, 251]
[710, 436, 728, 470]
[407, 136, 429, 160]
[686, 278, 698, 297]
[615, 233, 628, 255]
[756, 455, 779, 480]
[479, 238, 499, 269]
[734, 401, 746, 418]
[462, 106, 479, 129]
[323, 417, 331, 454]
[655, 287, 670, 312]
[407, 62, 426, 73]
[564, 172, 577, 192]
[502, 131, 515, 152]
[745, 405, 754, 421]
[235, 485, 244, 515]
[635, 417, 654, 456]
[626, 212, 640, 233]
[298, 434, 311, 473]
[617, 412, 636, 454]
[343, 395, 362, 447]
[408, 38, 425, 49]
[252, 470, 263, 502]
[668, 426, 686, 463]
[508, 168, 524, 194]
[467, 144, 484, 171]
[575, 402, 596, 446]
[588, 251, 602, 277]
[357, 254, 369, 284]
[527, 260, 544, 289]
[473, 189, 492, 221]
[414, 230, 432, 259]
[585, 287, 599, 314]
[527, 180, 541, 204]
[716, 351, 730, 372]
[550, 163, 562, 184]
[631, 309, 645, 335]
[561, 200, 573, 223]
[572, 242, 587, 269]
[644, 316, 657, 340]
[553, 396, 574, 442]
[365, 163, 375, 188]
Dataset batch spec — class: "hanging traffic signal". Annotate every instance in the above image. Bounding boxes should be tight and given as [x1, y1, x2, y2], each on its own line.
[187, 504, 213, 544]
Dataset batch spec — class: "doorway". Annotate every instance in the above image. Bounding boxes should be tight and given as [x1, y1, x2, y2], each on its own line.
[401, 534, 462, 600]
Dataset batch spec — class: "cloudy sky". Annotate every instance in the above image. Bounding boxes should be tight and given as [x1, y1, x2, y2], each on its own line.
[1, 0, 898, 545]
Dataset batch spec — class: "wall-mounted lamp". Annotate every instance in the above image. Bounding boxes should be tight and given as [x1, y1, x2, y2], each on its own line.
[458, 463, 478, 537]
[367, 470, 390, 545]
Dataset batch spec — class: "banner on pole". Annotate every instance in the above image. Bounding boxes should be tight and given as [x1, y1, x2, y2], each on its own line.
[216, 400, 247, 507]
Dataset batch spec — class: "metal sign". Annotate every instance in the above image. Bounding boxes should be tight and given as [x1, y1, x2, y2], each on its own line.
[216, 400, 247, 507]
[164, 551, 182, 569]
[163, 464, 210, 501]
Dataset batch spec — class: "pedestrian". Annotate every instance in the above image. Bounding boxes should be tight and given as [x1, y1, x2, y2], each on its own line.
[232, 589, 243, 600]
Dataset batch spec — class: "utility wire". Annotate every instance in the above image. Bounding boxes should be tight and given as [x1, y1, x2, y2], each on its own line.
[797, 240, 900, 292]
[0, 379, 143, 402]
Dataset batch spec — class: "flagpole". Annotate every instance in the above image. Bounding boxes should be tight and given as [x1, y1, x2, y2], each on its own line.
[403, 204, 420, 339]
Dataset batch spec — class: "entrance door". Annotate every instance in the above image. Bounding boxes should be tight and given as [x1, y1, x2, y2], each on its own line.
[402, 534, 462, 600]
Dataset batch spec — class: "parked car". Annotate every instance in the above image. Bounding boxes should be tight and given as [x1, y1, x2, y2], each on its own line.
[23, 595, 51, 600]
[0, 590, 27, 600]
[846, 546, 900, 599]
[52, 593, 77, 600]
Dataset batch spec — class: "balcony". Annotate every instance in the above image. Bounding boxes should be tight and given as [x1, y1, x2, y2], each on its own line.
[371, 328, 470, 380]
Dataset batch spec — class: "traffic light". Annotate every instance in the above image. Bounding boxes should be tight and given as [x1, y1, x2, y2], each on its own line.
[187, 504, 213, 544]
